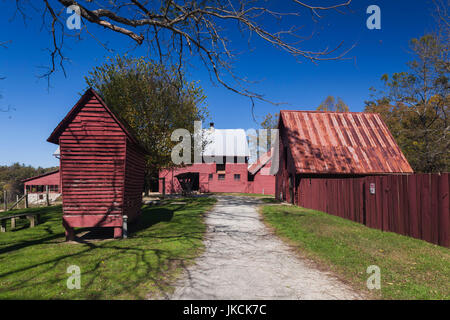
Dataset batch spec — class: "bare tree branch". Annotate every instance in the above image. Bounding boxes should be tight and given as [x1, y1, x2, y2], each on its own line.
[15, 0, 353, 103]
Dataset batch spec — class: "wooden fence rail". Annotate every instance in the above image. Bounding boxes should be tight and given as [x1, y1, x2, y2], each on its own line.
[297, 173, 449, 247]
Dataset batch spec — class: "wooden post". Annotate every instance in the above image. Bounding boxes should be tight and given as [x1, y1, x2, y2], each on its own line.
[3, 190, 7, 211]
[27, 215, 36, 228]
[25, 190, 28, 209]
[122, 215, 128, 239]
[0, 220, 6, 232]
[62, 220, 75, 241]
[46, 185, 50, 207]
[11, 217, 16, 229]
[162, 178, 166, 199]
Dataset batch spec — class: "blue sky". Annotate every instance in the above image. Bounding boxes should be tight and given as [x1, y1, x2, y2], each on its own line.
[0, 0, 437, 168]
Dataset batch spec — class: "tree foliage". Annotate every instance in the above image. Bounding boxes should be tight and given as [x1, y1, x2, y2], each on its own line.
[84, 55, 208, 184]
[256, 112, 279, 152]
[317, 96, 349, 112]
[260, 112, 279, 130]
[365, 33, 449, 173]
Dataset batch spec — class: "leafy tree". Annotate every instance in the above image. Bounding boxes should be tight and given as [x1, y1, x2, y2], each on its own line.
[317, 96, 349, 112]
[365, 34, 449, 172]
[85, 55, 208, 191]
[260, 112, 279, 130]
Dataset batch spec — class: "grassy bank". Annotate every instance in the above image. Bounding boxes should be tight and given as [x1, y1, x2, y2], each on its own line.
[261, 204, 450, 300]
[0, 197, 216, 299]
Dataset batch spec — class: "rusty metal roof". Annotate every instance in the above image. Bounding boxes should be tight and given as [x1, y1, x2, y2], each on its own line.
[280, 110, 413, 174]
[248, 150, 273, 175]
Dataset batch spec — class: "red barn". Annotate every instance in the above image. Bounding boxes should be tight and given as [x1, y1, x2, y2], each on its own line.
[160, 124, 252, 194]
[47, 88, 146, 240]
[23, 170, 60, 204]
[276, 110, 413, 204]
[247, 150, 275, 195]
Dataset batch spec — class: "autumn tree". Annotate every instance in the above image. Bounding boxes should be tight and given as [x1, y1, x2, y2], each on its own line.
[260, 112, 279, 130]
[85, 55, 208, 190]
[365, 34, 449, 172]
[317, 95, 349, 112]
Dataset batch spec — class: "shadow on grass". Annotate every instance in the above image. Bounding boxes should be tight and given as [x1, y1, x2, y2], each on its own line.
[79, 207, 175, 240]
[0, 198, 215, 299]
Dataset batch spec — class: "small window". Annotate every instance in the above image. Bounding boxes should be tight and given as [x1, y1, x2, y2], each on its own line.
[234, 174, 240, 181]
[218, 174, 225, 180]
[216, 163, 225, 172]
[209, 173, 213, 181]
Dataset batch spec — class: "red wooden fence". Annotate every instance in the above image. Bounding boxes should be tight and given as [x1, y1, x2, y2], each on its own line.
[297, 173, 449, 247]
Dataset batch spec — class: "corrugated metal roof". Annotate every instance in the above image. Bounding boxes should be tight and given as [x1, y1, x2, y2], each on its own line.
[202, 128, 250, 157]
[280, 110, 413, 174]
[248, 150, 273, 175]
[22, 169, 60, 183]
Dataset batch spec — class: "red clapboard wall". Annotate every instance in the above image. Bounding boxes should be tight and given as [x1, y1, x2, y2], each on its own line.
[47, 88, 146, 240]
[296, 173, 449, 247]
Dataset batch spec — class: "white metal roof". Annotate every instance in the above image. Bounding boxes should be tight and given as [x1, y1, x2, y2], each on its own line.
[202, 128, 249, 157]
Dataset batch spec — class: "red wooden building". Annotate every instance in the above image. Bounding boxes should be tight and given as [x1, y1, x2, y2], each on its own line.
[247, 150, 275, 195]
[160, 125, 251, 194]
[47, 88, 146, 240]
[23, 170, 60, 194]
[159, 124, 276, 195]
[23, 170, 61, 204]
[276, 110, 413, 204]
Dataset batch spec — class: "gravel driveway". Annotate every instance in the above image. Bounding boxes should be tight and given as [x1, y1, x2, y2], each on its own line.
[168, 195, 364, 300]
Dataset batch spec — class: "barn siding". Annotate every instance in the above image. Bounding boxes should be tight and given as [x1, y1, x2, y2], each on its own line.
[275, 121, 296, 203]
[252, 173, 275, 195]
[24, 171, 60, 188]
[123, 140, 146, 221]
[59, 96, 127, 216]
[160, 163, 250, 194]
[48, 89, 147, 240]
[295, 174, 449, 247]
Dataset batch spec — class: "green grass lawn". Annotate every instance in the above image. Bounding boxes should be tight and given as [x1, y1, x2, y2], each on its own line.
[261, 204, 450, 300]
[0, 197, 216, 299]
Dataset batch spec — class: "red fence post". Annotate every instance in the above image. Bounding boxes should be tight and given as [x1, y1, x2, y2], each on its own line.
[438, 173, 449, 247]
[291, 173, 448, 247]
[408, 174, 419, 239]
[431, 174, 440, 245]
[420, 174, 432, 243]
[401, 175, 409, 236]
